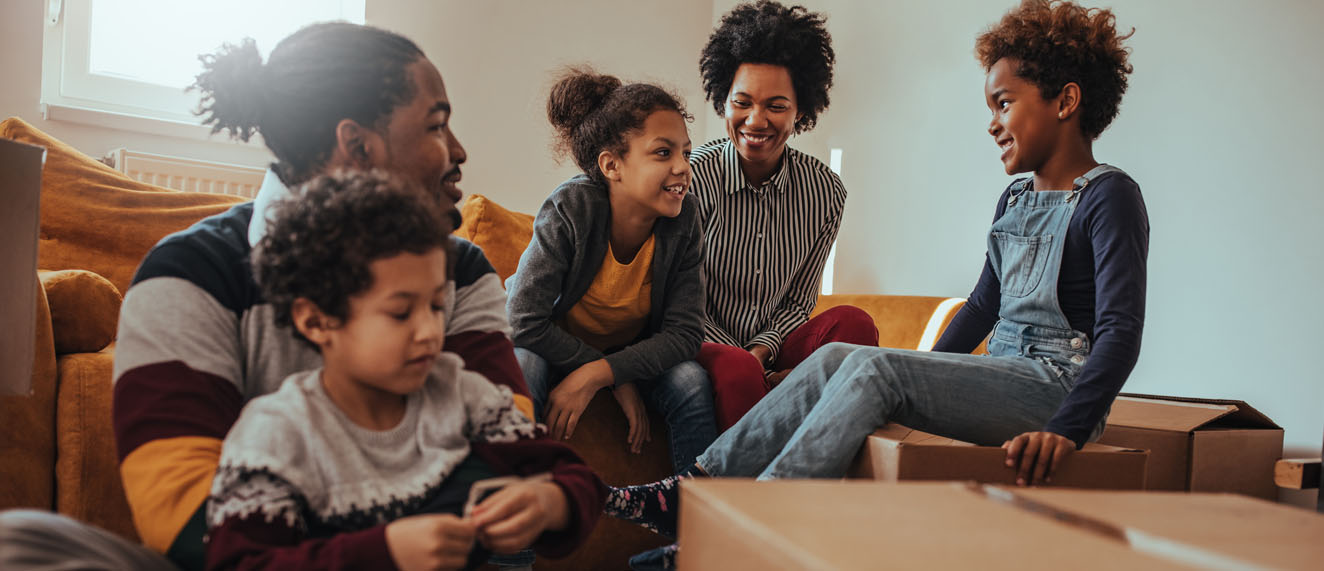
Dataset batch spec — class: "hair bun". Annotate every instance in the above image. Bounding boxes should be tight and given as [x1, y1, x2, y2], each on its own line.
[193, 38, 267, 142]
[546, 67, 622, 136]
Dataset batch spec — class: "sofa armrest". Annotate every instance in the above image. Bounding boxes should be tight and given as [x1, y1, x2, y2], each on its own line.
[0, 274, 58, 511]
[39, 269, 121, 355]
[54, 345, 139, 542]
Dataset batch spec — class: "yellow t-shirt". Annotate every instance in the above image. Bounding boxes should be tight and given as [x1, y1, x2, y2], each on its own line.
[560, 235, 655, 352]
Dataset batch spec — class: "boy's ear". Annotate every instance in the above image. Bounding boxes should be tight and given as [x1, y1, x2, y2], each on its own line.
[1057, 82, 1083, 121]
[291, 298, 338, 349]
[330, 119, 385, 170]
[597, 150, 623, 182]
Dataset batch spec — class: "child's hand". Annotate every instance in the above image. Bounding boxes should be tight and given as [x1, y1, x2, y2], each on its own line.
[384, 513, 476, 571]
[612, 382, 651, 454]
[546, 359, 613, 440]
[470, 481, 570, 554]
[1002, 430, 1076, 486]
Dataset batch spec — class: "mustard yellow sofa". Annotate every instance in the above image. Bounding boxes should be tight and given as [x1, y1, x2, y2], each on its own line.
[1, 115, 973, 570]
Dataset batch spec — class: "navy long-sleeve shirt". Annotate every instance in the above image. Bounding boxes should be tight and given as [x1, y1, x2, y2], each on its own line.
[932, 170, 1149, 447]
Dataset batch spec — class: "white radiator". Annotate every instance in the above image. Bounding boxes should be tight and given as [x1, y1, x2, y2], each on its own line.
[110, 148, 265, 199]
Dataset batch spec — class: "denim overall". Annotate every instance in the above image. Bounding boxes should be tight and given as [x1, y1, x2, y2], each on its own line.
[697, 165, 1125, 480]
[985, 164, 1124, 386]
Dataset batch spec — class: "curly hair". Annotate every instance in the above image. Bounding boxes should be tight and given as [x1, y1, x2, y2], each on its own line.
[700, 0, 835, 133]
[252, 170, 453, 346]
[192, 23, 424, 186]
[976, 0, 1134, 140]
[547, 67, 692, 183]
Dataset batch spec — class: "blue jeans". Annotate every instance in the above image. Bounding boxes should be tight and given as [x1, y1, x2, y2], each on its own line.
[516, 348, 717, 473]
[696, 342, 1100, 479]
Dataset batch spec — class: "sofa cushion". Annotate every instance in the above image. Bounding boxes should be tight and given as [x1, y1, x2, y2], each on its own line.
[455, 193, 534, 283]
[39, 269, 121, 354]
[0, 117, 246, 295]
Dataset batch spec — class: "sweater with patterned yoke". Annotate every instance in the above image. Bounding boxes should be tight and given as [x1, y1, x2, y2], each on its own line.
[205, 354, 544, 568]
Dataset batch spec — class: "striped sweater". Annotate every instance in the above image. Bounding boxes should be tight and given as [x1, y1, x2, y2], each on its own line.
[113, 178, 604, 569]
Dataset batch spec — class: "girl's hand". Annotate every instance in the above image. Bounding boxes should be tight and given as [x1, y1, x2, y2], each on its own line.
[612, 382, 651, 454]
[385, 513, 476, 571]
[1002, 430, 1076, 486]
[546, 359, 613, 440]
[470, 481, 570, 554]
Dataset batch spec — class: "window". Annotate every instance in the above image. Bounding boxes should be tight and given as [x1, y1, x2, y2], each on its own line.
[821, 147, 843, 296]
[41, 0, 365, 139]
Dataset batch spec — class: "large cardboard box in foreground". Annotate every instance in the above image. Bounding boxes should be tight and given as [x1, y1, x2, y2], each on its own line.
[848, 423, 1148, 490]
[1097, 393, 1283, 499]
[677, 479, 1324, 570]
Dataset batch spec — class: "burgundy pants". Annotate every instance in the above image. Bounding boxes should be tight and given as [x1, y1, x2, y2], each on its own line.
[698, 305, 879, 431]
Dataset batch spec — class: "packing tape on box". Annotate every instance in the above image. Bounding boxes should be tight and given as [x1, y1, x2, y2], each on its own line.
[970, 484, 1267, 571]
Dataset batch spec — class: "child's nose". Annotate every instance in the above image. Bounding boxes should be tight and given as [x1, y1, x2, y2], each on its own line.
[416, 314, 443, 343]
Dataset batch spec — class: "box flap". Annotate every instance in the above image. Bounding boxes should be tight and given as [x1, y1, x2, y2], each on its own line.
[1108, 395, 1238, 432]
[1114, 393, 1280, 430]
[872, 423, 975, 447]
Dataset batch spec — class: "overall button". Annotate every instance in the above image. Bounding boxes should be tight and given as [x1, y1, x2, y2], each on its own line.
[1070, 355, 1085, 365]
[1070, 338, 1083, 348]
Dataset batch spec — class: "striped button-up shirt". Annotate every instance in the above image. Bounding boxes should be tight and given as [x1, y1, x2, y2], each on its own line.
[690, 138, 847, 361]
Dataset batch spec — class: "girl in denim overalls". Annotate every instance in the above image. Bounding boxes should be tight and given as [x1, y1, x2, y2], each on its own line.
[606, 3, 1148, 565]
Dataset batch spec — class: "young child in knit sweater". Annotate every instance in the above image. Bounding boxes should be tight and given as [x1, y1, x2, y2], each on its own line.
[205, 171, 600, 571]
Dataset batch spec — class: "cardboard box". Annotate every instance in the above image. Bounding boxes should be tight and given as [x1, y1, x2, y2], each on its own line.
[677, 480, 1324, 570]
[1097, 393, 1284, 499]
[848, 423, 1148, 490]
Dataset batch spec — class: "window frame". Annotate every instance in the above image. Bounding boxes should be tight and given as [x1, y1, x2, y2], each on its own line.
[39, 0, 365, 142]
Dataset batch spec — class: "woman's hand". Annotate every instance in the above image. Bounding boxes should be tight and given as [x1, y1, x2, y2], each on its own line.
[747, 344, 773, 369]
[546, 359, 613, 440]
[470, 481, 570, 554]
[764, 369, 791, 390]
[612, 382, 651, 454]
[1002, 430, 1076, 486]
[385, 513, 476, 571]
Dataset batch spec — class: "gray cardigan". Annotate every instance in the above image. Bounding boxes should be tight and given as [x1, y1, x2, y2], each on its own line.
[505, 174, 706, 386]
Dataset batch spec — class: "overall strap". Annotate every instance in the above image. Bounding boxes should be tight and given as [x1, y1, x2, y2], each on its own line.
[1067, 164, 1124, 203]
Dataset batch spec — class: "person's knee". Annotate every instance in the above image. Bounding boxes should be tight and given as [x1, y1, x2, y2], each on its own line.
[701, 346, 762, 382]
[813, 341, 864, 364]
[659, 362, 714, 406]
[822, 305, 879, 345]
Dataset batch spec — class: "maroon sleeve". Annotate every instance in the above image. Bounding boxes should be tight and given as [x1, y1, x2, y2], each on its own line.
[448, 330, 531, 399]
[206, 515, 396, 571]
[470, 439, 607, 559]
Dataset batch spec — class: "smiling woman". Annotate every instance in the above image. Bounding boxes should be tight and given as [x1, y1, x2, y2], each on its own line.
[689, 0, 878, 434]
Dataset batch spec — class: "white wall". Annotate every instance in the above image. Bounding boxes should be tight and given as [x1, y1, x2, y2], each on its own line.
[710, 0, 1324, 456]
[369, 0, 714, 215]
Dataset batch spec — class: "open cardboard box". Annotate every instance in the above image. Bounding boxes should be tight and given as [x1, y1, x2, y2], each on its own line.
[1097, 393, 1283, 499]
[848, 423, 1148, 490]
[677, 479, 1324, 570]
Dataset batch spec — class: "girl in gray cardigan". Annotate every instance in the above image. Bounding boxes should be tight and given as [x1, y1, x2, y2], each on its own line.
[505, 69, 717, 472]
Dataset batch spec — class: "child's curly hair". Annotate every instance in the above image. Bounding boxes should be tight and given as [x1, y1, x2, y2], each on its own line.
[700, 0, 835, 134]
[252, 170, 453, 345]
[976, 0, 1134, 140]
